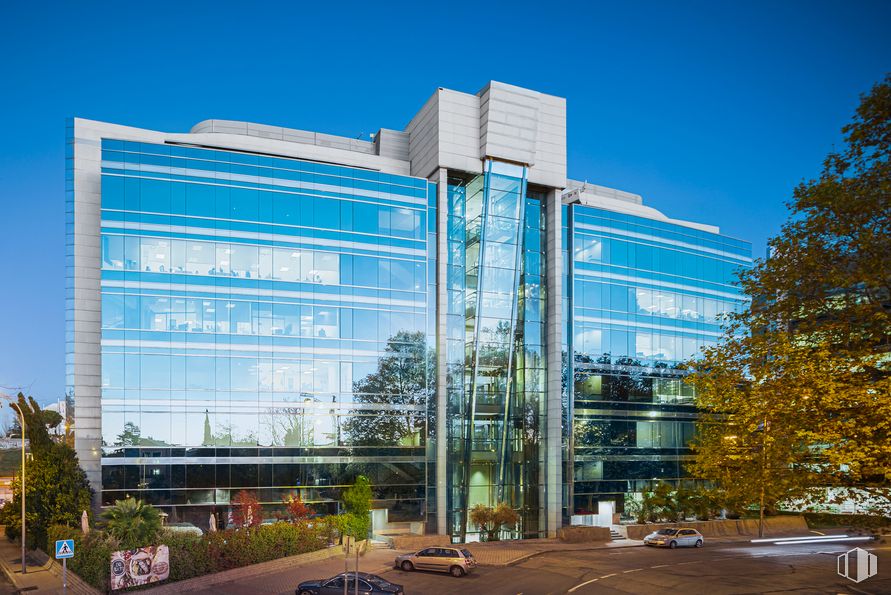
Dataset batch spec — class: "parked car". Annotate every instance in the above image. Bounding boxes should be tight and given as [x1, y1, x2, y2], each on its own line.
[164, 522, 203, 536]
[296, 572, 403, 595]
[394, 546, 477, 577]
[643, 528, 704, 548]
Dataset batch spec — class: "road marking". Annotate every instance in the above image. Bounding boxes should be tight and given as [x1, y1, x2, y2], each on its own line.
[623, 568, 642, 573]
[650, 564, 669, 568]
[567, 578, 599, 592]
[600, 573, 617, 578]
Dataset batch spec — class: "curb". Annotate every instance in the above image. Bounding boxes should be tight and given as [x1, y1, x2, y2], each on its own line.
[0, 554, 19, 593]
[498, 543, 646, 568]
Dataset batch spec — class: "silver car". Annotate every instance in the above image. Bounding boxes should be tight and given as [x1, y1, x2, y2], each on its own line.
[395, 546, 477, 577]
[643, 528, 704, 548]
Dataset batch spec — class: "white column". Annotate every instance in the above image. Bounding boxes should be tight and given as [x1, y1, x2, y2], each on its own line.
[435, 168, 449, 535]
[70, 120, 105, 506]
[544, 188, 563, 537]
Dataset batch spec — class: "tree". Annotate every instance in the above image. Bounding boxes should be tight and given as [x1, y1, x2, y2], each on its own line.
[687, 75, 891, 518]
[337, 475, 372, 539]
[283, 491, 313, 522]
[0, 394, 93, 549]
[231, 490, 263, 527]
[342, 331, 433, 447]
[468, 502, 520, 541]
[101, 498, 162, 549]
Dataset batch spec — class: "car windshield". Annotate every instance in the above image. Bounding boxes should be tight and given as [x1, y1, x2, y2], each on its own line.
[461, 548, 474, 558]
[656, 529, 677, 535]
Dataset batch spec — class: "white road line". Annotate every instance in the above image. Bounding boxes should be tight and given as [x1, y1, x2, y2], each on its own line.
[623, 568, 643, 573]
[567, 578, 599, 592]
[600, 573, 617, 578]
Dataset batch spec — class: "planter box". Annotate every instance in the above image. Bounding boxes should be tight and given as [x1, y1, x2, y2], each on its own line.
[557, 526, 611, 543]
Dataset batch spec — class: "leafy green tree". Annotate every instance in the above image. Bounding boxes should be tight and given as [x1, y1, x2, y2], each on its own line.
[687, 75, 891, 518]
[0, 394, 93, 549]
[101, 498, 162, 549]
[337, 475, 372, 539]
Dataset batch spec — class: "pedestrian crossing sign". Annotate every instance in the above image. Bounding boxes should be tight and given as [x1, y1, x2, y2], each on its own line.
[55, 539, 75, 559]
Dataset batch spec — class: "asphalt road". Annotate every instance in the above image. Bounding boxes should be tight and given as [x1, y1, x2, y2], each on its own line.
[382, 539, 891, 595]
[191, 538, 891, 595]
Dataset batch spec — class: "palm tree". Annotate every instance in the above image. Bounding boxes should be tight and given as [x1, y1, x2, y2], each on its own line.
[102, 498, 162, 549]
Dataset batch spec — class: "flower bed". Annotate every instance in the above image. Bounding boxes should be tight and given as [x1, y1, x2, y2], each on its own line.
[48, 519, 335, 592]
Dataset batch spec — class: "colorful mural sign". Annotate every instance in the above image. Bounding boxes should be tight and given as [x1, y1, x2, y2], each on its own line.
[110, 545, 169, 590]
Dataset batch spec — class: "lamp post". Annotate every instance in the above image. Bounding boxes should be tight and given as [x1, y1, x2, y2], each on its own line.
[1, 395, 26, 574]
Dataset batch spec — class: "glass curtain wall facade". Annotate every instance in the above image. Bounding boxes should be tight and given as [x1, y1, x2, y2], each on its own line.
[69, 83, 752, 538]
[97, 140, 434, 525]
[567, 204, 751, 518]
[446, 162, 548, 541]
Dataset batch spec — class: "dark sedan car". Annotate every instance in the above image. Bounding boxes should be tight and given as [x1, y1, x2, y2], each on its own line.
[296, 572, 404, 595]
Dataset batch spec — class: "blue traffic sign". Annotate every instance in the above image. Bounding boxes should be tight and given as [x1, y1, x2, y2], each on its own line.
[55, 539, 75, 559]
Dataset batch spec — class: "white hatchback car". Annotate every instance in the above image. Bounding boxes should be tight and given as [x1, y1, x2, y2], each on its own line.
[643, 528, 704, 548]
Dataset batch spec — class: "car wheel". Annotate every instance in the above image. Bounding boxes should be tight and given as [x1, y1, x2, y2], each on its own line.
[401, 561, 414, 571]
[298, 590, 314, 595]
[450, 565, 466, 577]
[695, 539, 703, 548]
[669, 540, 677, 549]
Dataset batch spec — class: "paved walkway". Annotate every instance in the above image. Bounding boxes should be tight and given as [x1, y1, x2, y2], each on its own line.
[0, 536, 64, 594]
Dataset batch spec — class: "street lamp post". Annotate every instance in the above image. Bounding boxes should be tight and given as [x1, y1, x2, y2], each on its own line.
[1, 395, 26, 574]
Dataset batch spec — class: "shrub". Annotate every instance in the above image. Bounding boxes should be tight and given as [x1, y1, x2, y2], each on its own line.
[804, 512, 891, 532]
[48, 524, 116, 591]
[101, 498, 162, 549]
[469, 502, 520, 541]
[160, 530, 211, 582]
[48, 516, 333, 591]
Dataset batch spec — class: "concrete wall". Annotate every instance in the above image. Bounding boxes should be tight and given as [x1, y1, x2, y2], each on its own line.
[624, 516, 809, 540]
[556, 525, 611, 543]
[405, 81, 567, 189]
[390, 534, 454, 551]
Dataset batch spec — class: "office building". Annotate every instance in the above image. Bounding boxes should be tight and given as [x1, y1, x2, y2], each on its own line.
[66, 81, 750, 540]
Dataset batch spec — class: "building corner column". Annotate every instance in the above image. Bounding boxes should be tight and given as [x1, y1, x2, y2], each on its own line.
[544, 188, 563, 537]
[435, 168, 449, 536]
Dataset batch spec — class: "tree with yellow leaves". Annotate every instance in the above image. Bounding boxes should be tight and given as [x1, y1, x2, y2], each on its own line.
[687, 75, 891, 524]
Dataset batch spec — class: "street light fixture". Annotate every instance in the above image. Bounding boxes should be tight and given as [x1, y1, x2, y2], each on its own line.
[1, 394, 26, 574]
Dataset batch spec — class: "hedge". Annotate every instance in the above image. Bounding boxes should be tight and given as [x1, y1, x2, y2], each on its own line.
[803, 512, 891, 531]
[48, 518, 335, 592]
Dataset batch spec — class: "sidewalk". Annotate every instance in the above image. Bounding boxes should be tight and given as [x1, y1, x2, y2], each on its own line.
[146, 547, 404, 595]
[0, 536, 64, 594]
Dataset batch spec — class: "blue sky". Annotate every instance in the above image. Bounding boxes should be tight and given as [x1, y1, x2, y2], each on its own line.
[0, 0, 888, 405]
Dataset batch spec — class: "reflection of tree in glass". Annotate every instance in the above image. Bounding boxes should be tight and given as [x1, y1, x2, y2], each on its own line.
[261, 397, 323, 447]
[114, 422, 168, 446]
[202, 414, 258, 447]
[343, 331, 433, 447]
